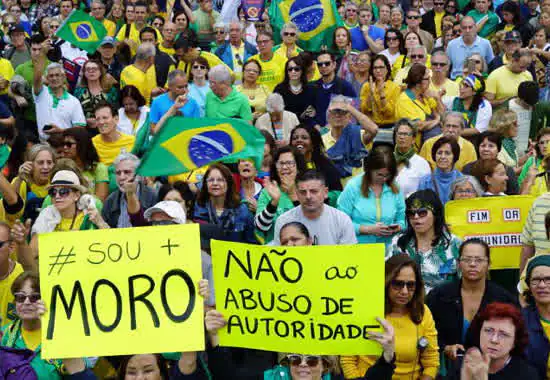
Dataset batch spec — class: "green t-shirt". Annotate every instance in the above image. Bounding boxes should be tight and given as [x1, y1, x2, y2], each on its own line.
[466, 9, 499, 38]
[204, 88, 253, 121]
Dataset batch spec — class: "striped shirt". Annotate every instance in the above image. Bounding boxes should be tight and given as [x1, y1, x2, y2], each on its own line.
[521, 193, 550, 254]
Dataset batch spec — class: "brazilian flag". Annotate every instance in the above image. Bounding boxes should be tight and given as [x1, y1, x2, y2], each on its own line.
[269, 0, 343, 52]
[137, 117, 265, 177]
[55, 10, 107, 53]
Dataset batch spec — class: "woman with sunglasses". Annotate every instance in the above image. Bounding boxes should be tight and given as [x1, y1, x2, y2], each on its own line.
[342, 254, 438, 379]
[391, 31, 432, 79]
[427, 240, 517, 374]
[237, 59, 270, 121]
[274, 22, 303, 59]
[443, 74, 492, 137]
[61, 127, 109, 201]
[274, 57, 317, 126]
[188, 56, 210, 117]
[337, 149, 406, 246]
[389, 189, 462, 293]
[361, 54, 401, 129]
[380, 28, 405, 67]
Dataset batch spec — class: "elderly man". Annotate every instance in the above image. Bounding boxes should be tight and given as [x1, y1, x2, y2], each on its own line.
[92, 103, 135, 167]
[393, 45, 428, 86]
[215, 19, 257, 83]
[272, 171, 357, 246]
[102, 152, 156, 228]
[446, 16, 494, 79]
[139, 27, 176, 88]
[150, 70, 201, 134]
[323, 95, 378, 178]
[159, 22, 177, 56]
[403, 8, 434, 52]
[419, 112, 478, 170]
[430, 51, 459, 97]
[488, 31, 522, 73]
[120, 42, 160, 105]
[205, 65, 252, 122]
[32, 42, 85, 141]
[91, 0, 116, 36]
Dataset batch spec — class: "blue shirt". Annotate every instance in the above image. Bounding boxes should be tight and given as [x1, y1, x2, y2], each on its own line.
[188, 82, 210, 117]
[149, 92, 201, 124]
[446, 36, 495, 79]
[350, 25, 385, 51]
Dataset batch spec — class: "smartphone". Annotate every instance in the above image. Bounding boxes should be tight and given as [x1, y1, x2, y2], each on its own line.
[389, 224, 400, 230]
[43, 124, 54, 131]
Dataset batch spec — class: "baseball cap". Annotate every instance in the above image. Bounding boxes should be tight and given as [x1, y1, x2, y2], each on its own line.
[8, 24, 25, 35]
[144, 201, 187, 224]
[99, 36, 115, 47]
[504, 30, 521, 43]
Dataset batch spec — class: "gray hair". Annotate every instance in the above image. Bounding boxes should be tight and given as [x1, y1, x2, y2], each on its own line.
[450, 175, 484, 200]
[167, 69, 187, 87]
[281, 22, 299, 38]
[444, 111, 466, 128]
[209, 65, 232, 84]
[46, 62, 64, 75]
[90, 0, 105, 7]
[213, 21, 228, 32]
[409, 45, 427, 55]
[266, 93, 285, 113]
[228, 19, 244, 32]
[326, 95, 353, 121]
[114, 152, 141, 170]
[432, 50, 449, 62]
[464, 53, 488, 73]
[391, 6, 404, 15]
[135, 42, 156, 61]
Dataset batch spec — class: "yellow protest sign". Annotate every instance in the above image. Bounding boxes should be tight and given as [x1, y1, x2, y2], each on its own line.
[212, 240, 385, 355]
[39, 224, 204, 359]
[445, 196, 535, 269]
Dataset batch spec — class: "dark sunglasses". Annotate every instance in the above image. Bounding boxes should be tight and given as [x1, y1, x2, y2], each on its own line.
[407, 15, 422, 19]
[14, 292, 41, 303]
[391, 280, 416, 291]
[215, 30, 226, 34]
[192, 64, 206, 70]
[387, 36, 399, 41]
[410, 54, 425, 59]
[286, 355, 322, 367]
[288, 66, 302, 72]
[317, 61, 332, 67]
[406, 208, 429, 218]
[48, 187, 73, 198]
[329, 108, 349, 115]
[283, 32, 296, 36]
[469, 59, 481, 64]
[432, 62, 447, 67]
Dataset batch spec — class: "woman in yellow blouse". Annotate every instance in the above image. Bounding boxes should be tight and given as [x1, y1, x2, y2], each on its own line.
[341, 254, 439, 380]
[360, 54, 401, 128]
[236, 59, 271, 121]
[395, 63, 443, 146]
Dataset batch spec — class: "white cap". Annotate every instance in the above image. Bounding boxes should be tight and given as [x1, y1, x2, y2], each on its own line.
[144, 201, 187, 224]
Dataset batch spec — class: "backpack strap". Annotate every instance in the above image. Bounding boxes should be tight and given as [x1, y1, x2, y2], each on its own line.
[5, 319, 22, 348]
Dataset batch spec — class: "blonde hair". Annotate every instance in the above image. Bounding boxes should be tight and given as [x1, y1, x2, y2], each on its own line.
[489, 109, 517, 137]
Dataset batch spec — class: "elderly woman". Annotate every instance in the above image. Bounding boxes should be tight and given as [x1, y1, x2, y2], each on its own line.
[393, 119, 432, 197]
[449, 176, 484, 200]
[390, 7, 406, 32]
[471, 159, 510, 196]
[255, 93, 300, 146]
[418, 136, 463, 205]
[460, 53, 489, 80]
[236, 59, 270, 120]
[274, 22, 303, 58]
[210, 22, 227, 52]
[395, 63, 443, 145]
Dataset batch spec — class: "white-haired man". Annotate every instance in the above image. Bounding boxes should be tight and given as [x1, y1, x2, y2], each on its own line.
[205, 65, 252, 122]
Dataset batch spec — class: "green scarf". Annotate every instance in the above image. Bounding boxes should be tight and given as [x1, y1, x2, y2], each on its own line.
[502, 137, 518, 163]
[48, 86, 69, 109]
[394, 147, 416, 167]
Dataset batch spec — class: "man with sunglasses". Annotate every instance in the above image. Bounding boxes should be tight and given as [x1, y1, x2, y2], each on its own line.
[466, 0, 499, 38]
[215, 20, 257, 84]
[393, 45, 429, 86]
[403, 8, 434, 52]
[421, 0, 448, 38]
[446, 16, 494, 79]
[430, 51, 459, 97]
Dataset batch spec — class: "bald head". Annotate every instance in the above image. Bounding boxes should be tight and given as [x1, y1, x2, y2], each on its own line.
[162, 21, 177, 42]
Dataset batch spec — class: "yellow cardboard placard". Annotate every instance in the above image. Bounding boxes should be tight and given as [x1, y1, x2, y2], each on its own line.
[212, 240, 385, 355]
[38, 224, 204, 359]
[445, 195, 535, 269]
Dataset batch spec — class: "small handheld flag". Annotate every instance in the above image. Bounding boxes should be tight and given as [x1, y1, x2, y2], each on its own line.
[137, 117, 265, 177]
[55, 10, 107, 53]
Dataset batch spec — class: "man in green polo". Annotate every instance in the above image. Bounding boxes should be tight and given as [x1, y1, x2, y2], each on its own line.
[205, 65, 252, 123]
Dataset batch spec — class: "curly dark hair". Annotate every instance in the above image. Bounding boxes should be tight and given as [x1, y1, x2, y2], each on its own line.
[62, 127, 101, 172]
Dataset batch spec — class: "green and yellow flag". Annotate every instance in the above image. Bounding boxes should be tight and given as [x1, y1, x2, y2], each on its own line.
[137, 117, 265, 177]
[55, 10, 107, 53]
[269, 0, 343, 52]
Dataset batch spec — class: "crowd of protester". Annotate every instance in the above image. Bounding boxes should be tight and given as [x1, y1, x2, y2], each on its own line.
[2, 0, 550, 378]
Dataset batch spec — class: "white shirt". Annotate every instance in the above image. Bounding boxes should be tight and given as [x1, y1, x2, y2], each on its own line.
[34, 85, 86, 141]
[380, 49, 401, 66]
[508, 98, 532, 154]
[395, 154, 432, 198]
[117, 106, 150, 135]
[442, 96, 492, 133]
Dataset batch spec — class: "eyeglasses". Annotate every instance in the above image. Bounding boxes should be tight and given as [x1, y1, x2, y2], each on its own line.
[455, 188, 476, 195]
[48, 187, 73, 198]
[14, 292, 41, 303]
[530, 276, 550, 286]
[63, 141, 76, 148]
[283, 32, 296, 36]
[192, 65, 206, 70]
[287, 355, 322, 367]
[481, 327, 513, 340]
[257, 39, 271, 45]
[276, 161, 296, 168]
[391, 280, 416, 291]
[85, 66, 100, 72]
[410, 54, 425, 59]
[288, 66, 302, 72]
[432, 62, 447, 67]
[329, 108, 349, 116]
[387, 36, 399, 41]
[407, 15, 422, 19]
[317, 61, 332, 67]
[406, 208, 429, 218]
[460, 257, 488, 265]
[206, 177, 226, 184]
[396, 131, 414, 137]
[469, 59, 482, 64]
[215, 30, 226, 34]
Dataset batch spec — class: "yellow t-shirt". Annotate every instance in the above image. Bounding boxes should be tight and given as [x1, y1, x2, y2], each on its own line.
[391, 55, 432, 79]
[236, 84, 270, 114]
[92, 133, 136, 166]
[231, 44, 245, 83]
[21, 326, 41, 351]
[541, 317, 550, 379]
[0, 262, 23, 327]
[115, 23, 163, 55]
[0, 58, 14, 95]
[102, 18, 117, 37]
[158, 44, 175, 56]
[486, 65, 533, 100]
[54, 212, 86, 232]
[419, 134, 478, 171]
[430, 78, 460, 97]
[434, 11, 445, 37]
[247, 53, 287, 92]
[120, 64, 157, 105]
